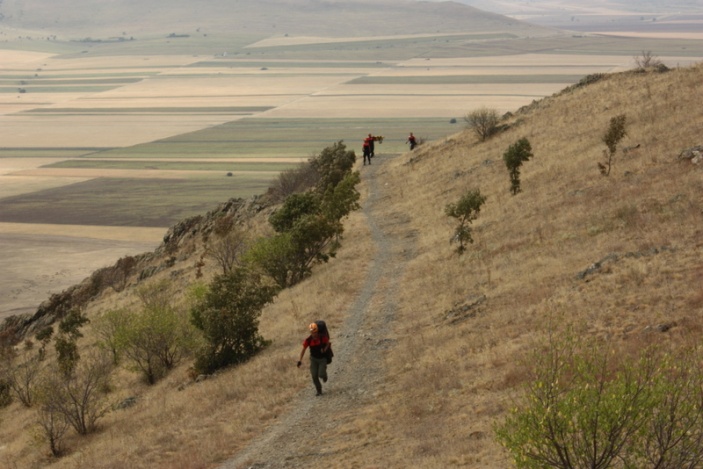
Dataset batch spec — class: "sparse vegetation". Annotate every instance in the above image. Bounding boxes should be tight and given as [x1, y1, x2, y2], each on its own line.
[599, 114, 627, 176]
[1, 11, 702, 468]
[503, 138, 534, 195]
[445, 189, 487, 255]
[7, 356, 41, 407]
[495, 332, 703, 469]
[206, 224, 249, 275]
[464, 107, 499, 142]
[634, 50, 664, 71]
[36, 352, 113, 436]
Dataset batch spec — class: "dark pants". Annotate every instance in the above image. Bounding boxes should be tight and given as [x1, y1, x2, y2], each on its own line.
[309, 356, 328, 394]
[363, 147, 372, 165]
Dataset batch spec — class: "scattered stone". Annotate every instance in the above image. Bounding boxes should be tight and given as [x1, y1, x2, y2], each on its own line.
[678, 145, 703, 165]
[643, 322, 677, 333]
[577, 247, 673, 280]
[116, 396, 137, 410]
[444, 295, 486, 324]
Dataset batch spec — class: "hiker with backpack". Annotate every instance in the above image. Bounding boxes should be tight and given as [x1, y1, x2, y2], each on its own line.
[297, 321, 332, 396]
[362, 135, 373, 165]
[406, 132, 417, 150]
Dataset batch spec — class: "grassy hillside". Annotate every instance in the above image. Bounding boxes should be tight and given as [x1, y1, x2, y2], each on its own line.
[1, 62, 702, 468]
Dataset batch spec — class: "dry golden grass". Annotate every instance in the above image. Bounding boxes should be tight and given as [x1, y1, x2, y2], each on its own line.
[2, 64, 702, 468]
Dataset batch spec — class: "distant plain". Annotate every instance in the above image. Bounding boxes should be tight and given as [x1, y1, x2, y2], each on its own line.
[1, 4, 702, 318]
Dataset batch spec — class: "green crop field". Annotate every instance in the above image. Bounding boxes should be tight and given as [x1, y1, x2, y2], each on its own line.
[94, 117, 461, 159]
[0, 176, 270, 227]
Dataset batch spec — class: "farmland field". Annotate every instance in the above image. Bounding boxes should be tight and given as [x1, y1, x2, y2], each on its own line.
[1, 16, 703, 318]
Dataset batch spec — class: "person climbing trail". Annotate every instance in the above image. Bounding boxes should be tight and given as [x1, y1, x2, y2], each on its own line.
[297, 321, 332, 396]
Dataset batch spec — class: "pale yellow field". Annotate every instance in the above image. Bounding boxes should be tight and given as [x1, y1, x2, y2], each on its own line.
[0, 114, 247, 147]
[597, 31, 703, 40]
[399, 53, 635, 68]
[255, 93, 552, 118]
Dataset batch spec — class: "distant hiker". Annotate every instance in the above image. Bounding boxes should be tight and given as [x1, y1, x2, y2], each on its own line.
[407, 132, 417, 150]
[367, 133, 376, 158]
[362, 135, 373, 165]
[297, 322, 331, 396]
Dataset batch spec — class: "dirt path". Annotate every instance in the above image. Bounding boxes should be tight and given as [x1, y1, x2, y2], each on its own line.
[218, 155, 413, 469]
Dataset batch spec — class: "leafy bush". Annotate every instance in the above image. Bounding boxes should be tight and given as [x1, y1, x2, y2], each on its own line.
[112, 282, 199, 384]
[464, 107, 499, 142]
[117, 304, 197, 384]
[309, 140, 356, 193]
[249, 146, 361, 288]
[445, 189, 487, 255]
[55, 310, 89, 377]
[190, 268, 278, 374]
[503, 138, 534, 195]
[92, 309, 129, 365]
[244, 233, 297, 288]
[269, 192, 320, 233]
[495, 332, 703, 469]
[599, 114, 627, 176]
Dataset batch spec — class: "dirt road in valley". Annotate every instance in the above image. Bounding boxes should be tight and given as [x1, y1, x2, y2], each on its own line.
[218, 154, 414, 468]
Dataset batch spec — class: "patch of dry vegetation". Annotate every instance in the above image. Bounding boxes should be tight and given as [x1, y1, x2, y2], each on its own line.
[1, 64, 702, 468]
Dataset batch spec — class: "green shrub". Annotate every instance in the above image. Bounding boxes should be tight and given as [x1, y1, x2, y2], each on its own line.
[250, 152, 360, 288]
[190, 268, 278, 374]
[117, 304, 197, 384]
[269, 192, 320, 233]
[503, 137, 534, 195]
[445, 189, 487, 255]
[310, 140, 356, 193]
[495, 332, 703, 469]
[113, 282, 199, 384]
[599, 114, 627, 176]
[55, 310, 89, 377]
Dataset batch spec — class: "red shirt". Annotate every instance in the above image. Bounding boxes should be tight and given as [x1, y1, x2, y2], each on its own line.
[303, 334, 329, 359]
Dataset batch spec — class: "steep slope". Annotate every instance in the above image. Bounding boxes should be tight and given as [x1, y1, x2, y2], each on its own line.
[1, 64, 701, 468]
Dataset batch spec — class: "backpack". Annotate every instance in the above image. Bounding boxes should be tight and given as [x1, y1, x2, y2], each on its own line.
[315, 320, 334, 364]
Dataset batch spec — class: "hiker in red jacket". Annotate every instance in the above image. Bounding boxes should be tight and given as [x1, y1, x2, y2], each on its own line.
[407, 132, 417, 150]
[297, 322, 331, 396]
[362, 135, 373, 165]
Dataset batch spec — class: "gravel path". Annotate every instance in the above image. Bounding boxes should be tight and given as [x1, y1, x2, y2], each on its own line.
[218, 155, 412, 469]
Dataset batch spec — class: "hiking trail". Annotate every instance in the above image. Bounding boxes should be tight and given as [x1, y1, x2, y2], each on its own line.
[218, 154, 414, 468]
